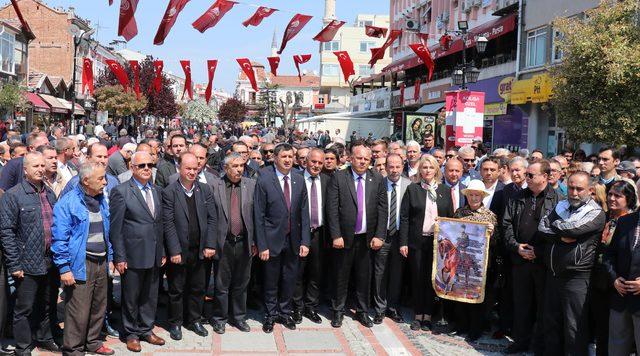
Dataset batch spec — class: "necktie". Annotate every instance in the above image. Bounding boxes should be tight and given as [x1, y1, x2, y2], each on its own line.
[144, 187, 155, 218]
[388, 182, 397, 236]
[283, 175, 291, 210]
[230, 185, 242, 236]
[355, 176, 364, 232]
[310, 176, 319, 229]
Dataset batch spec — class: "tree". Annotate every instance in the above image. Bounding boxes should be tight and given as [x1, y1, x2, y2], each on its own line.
[0, 81, 28, 118]
[183, 98, 217, 123]
[94, 85, 147, 117]
[218, 98, 247, 124]
[551, 0, 640, 146]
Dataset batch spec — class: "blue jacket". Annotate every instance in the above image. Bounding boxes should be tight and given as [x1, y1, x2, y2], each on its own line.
[51, 185, 112, 281]
[60, 172, 119, 199]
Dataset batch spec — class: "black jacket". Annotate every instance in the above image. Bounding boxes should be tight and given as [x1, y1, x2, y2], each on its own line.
[604, 212, 640, 312]
[399, 182, 454, 249]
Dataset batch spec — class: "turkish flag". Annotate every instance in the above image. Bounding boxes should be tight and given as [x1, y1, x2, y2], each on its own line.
[105, 60, 129, 92]
[242, 6, 277, 27]
[237, 58, 258, 92]
[192, 0, 237, 33]
[365, 25, 387, 38]
[129, 60, 141, 100]
[81, 58, 94, 96]
[180, 60, 192, 100]
[154, 0, 190, 45]
[369, 29, 402, 67]
[409, 43, 435, 81]
[118, 0, 139, 42]
[150, 60, 163, 94]
[333, 51, 355, 83]
[267, 56, 280, 76]
[293, 54, 311, 82]
[278, 14, 313, 55]
[313, 20, 345, 42]
[204, 60, 218, 104]
[414, 77, 421, 101]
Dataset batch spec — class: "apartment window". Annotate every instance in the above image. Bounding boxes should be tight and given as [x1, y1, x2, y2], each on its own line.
[358, 20, 373, 27]
[0, 32, 15, 74]
[323, 41, 339, 51]
[526, 28, 547, 68]
[359, 65, 374, 76]
[13, 40, 26, 75]
[551, 28, 564, 62]
[322, 64, 340, 76]
[359, 41, 376, 52]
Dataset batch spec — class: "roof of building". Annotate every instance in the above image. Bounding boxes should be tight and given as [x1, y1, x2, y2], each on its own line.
[237, 61, 320, 89]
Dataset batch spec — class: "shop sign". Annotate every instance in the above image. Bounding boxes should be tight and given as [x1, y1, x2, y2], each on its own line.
[485, 102, 508, 116]
[445, 90, 485, 150]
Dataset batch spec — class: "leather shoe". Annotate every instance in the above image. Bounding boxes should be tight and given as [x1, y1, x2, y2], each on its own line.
[373, 313, 384, 324]
[187, 322, 208, 337]
[103, 323, 120, 339]
[355, 312, 373, 328]
[168, 325, 182, 341]
[212, 322, 226, 334]
[144, 333, 166, 346]
[37, 340, 61, 352]
[0, 349, 12, 356]
[262, 319, 275, 333]
[386, 311, 404, 324]
[292, 310, 303, 324]
[88, 345, 115, 355]
[420, 320, 432, 331]
[303, 309, 322, 324]
[331, 312, 344, 328]
[233, 320, 251, 332]
[410, 320, 421, 331]
[278, 315, 296, 330]
[126, 339, 141, 353]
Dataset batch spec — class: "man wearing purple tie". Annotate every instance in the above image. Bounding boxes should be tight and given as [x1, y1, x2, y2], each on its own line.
[326, 141, 388, 328]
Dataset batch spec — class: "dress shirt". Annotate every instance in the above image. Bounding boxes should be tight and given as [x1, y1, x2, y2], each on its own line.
[422, 196, 438, 235]
[198, 171, 207, 184]
[445, 180, 461, 211]
[275, 168, 292, 202]
[352, 170, 367, 234]
[483, 180, 499, 208]
[386, 179, 401, 231]
[57, 160, 73, 182]
[180, 180, 196, 197]
[304, 170, 323, 227]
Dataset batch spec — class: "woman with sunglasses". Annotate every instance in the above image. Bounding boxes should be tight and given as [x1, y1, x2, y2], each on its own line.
[399, 155, 454, 331]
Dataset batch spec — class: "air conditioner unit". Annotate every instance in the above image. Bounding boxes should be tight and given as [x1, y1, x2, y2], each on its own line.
[405, 18, 420, 31]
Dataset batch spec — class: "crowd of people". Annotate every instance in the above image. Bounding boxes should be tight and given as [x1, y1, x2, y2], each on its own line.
[0, 120, 637, 356]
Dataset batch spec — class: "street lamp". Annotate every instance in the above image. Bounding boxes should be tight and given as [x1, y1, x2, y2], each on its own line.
[68, 24, 95, 133]
[441, 22, 488, 90]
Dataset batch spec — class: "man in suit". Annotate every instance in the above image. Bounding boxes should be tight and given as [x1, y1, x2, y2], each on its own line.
[372, 153, 410, 324]
[293, 148, 328, 324]
[107, 143, 136, 177]
[167, 143, 219, 188]
[459, 145, 482, 186]
[117, 143, 158, 184]
[480, 156, 506, 218]
[326, 142, 388, 328]
[109, 151, 166, 352]
[163, 153, 217, 341]
[210, 153, 256, 334]
[443, 157, 466, 212]
[254, 143, 310, 333]
[155, 134, 187, 188]
[0, 133, 49, 194]
[232, 141, 258, 179]
[503, 156, 529, 205]
[206, 134, 224, 173]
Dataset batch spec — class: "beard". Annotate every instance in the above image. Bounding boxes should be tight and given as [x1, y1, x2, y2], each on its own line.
[568, 195, 590, 209]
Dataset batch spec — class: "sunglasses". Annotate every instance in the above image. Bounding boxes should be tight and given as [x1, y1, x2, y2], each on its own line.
[462, 158, 475, 163]
[135, 163, 156, 169]
[525, 172, 538, 179]
[446, 154, 455, 158]
[262, 149, 274, 154]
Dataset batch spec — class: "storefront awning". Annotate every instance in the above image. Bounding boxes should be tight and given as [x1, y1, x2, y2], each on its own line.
[24, 92, 50, 113]
[38, 94, 69, 114]
[416, 102, 444, 113]
[58, 98, 86, 116]
[383, 13, 518, 74]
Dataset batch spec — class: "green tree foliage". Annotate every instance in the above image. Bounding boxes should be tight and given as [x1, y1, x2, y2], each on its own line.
[94, 85, 147, 118]
[0, 82, 28, 116]
[183, 98, 217, 123]
[218, 98, 247, 124]
[551, 0, 640, 146]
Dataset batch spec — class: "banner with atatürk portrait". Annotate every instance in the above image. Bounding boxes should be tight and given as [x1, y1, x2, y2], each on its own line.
[432, 217, 491, 304]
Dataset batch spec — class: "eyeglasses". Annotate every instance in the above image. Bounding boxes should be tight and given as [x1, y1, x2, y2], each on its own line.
[462, 158, 475, 163]
[446, 154, 455, 158]
[262, 149, 274, 154]
[135, 163, 155, 169]
[525, 172, 539, 179]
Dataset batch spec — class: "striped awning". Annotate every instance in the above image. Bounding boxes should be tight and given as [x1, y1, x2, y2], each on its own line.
[38, 94, 69, 114]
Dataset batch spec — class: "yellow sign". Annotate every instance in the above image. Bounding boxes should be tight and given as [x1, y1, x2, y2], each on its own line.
[485, 102, 508, 116]
[509, 73, 553, 104]
[497, 77, 514, 102]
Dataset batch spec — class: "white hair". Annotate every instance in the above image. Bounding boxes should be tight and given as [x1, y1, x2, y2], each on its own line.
[406, 140, 420, 148]
[122, 143, 137, 152]
[509, 156, 529, 169]
[458, 145, 476, 157]
[492, 148, 511, 157]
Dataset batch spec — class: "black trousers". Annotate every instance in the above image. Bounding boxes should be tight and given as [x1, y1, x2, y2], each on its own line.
[13, 265, 58, 354]
[293, 228, 323, 312]
[544, 274, 591, 356]
[512, 262, 546, 354]
[121, 267, 159, 341]
[590, 285, 610, 356]
[609, 307, 640, 356]
[212, 238, 252, 325]
[408, 236, 435, 317]
[0, 253, 8, 344]
[332, 235, 371, 314]
[263, 239, 299, 319]
[167, 258, 207, 326]
[372, 233, 404, 315]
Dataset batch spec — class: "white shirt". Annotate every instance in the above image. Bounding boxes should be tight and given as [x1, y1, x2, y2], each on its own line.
[304, 170, 323, 227]
[180, 180, 195, 198]
[386, 179, 401, 230]
[198, 171, 207, 184]
[352, 170, 367, 234]
[57, 160, 73, 183]
[483, 180, 499, 208]
[275, 168, 292, 204]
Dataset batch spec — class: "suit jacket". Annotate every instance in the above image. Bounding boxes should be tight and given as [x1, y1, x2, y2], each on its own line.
[302, 171, 330, 228]
[384, 176, 411, 236]
[118, 168, 157, 184]
[155, 157, 177, 188]
[399, 183, 454, 249]
[211, 177, 255, 256]
[162, 180, 217, 260]
[488, 181, 506, 219]
[604, 212, 640, 312]
[107, 150, 128, 177]
[326, 168, 388, 248]
[254, 167, 310, 257]
[109, 179, 164, 269]
[168, 171, 218, 191]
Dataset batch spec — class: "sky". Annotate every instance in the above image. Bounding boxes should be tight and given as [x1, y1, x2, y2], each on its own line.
[45, 0, 390, 94]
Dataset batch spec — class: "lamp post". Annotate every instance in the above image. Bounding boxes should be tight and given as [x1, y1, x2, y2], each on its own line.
[443, 21, 488, 90]
[68, 24, 95, 134]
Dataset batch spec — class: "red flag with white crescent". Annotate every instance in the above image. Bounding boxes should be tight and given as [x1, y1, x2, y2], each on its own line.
[242, 6, 277, 27]
[154, 0, 190, 45]
[313, 20, 345, 42]
[129, 60, 141, 100]
[180, 60, 193, 100]
[205, 60, 218, 105]
[105, 60, 129, 92]
[365, 25, 387, 38]
[333, 51, 355, 83]
[267, 56, 280, 77]
[150, 60, 164, 94]
[369, 29, 402, 67]
[118, 0, 139, 42]
[409, 43, 435, 81]
[192, 0, 237, 33]
[278, 14, 313, 55]
[293, 54, 311, 82]
[81, 58, 94, 96]
[237, 58, 259, 92]
[414, 77, 421, 101]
